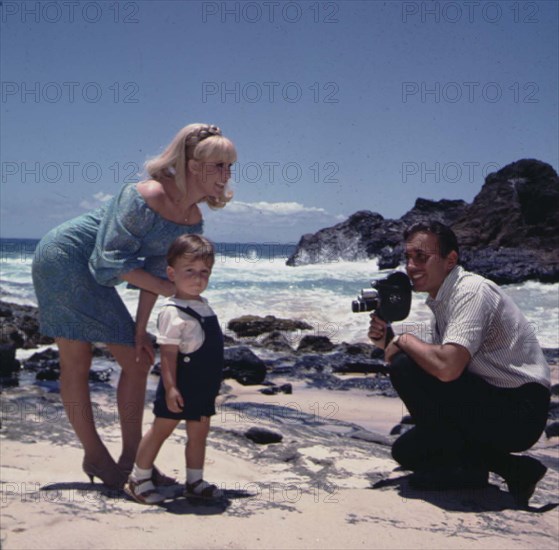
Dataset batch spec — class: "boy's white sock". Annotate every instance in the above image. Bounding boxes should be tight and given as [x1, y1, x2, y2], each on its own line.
[130, 464, 153, 481]
[187, 468, 203, 485]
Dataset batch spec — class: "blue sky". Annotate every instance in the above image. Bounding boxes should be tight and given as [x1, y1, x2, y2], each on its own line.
[1, 0, 558, 242]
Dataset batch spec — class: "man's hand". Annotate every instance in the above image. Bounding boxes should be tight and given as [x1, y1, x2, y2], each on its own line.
[368, 314, 389, 349]
[384, 338, 401, 364]
[166, 387, 184, 413]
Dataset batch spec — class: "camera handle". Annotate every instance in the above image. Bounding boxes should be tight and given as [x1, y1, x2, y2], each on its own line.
[384, 322, 395, 348]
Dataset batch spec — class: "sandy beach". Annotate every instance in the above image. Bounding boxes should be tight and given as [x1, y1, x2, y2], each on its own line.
[2, 369, 558, 550]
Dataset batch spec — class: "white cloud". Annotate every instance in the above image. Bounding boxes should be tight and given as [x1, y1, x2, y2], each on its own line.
[227, 201, 330, 216]
[203, 200, 345, 242]
[79, 192, 114, 211]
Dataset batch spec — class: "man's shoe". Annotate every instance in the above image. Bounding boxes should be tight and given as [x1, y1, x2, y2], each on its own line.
[409, 465, 489, 491]
[503, 455, 547, 508]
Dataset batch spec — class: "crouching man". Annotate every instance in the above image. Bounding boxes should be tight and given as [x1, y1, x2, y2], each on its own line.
[369, 221, 550, 507]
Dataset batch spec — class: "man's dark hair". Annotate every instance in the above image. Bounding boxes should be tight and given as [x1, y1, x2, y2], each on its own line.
[403, 221, 460, 259]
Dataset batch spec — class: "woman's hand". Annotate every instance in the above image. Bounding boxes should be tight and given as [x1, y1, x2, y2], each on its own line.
[120, 269, 176, 297]
[160, 279, 176, 298]
[166, 387, 184, 413]
[368, 314, 388, 349]
[135, 331, 155, 365]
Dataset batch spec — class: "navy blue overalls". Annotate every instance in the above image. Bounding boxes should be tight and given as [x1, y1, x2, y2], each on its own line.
[153, 305, 224, 421]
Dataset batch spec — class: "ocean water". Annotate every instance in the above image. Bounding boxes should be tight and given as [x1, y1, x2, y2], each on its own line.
[1, 238, 558, 350]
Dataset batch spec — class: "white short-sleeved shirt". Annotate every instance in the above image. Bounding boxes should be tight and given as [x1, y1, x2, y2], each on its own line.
[426, 266, 550, 389]
[156, 296, 217, 354]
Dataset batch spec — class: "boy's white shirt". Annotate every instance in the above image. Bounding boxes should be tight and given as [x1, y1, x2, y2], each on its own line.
[156, 296, 216, 354]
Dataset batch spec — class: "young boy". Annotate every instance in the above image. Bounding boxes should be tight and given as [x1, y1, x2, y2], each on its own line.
[125, 234, 224, 504]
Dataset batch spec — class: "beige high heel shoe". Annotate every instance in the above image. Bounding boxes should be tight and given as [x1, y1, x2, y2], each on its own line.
[82, 459, 126, 490]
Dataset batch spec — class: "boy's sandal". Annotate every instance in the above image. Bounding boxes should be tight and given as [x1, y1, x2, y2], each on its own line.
[152, 466, 177, 486]
[185, 479, 223, 500]
[124, 477, 166, 505]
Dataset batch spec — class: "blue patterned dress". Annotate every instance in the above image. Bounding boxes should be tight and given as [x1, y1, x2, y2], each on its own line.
[32, 183, 203, 346]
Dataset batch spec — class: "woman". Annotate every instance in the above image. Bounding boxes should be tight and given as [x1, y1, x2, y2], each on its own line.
[32, 123, 237, 489]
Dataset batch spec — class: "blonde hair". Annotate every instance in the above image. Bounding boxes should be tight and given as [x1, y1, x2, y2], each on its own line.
[144, 123, 237, 209]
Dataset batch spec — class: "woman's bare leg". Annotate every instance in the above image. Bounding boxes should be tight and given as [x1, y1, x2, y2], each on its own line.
[57, 338, 124, 487]
[107, 343, 152, 472]
[56, 338, 109, 460]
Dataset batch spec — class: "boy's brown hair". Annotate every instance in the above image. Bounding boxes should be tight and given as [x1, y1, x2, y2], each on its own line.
[166, 234, 215, 268]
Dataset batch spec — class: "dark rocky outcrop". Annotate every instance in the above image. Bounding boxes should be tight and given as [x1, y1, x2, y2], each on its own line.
[0, 301, 54, 349]
[285, 211, 393, 265]
[287, 159, 559, 283]
[228, 315, 313, 337]
[296, 335, 336, 353]
[0, 343, 20, 375]
[286, 199, 467, 267]
[259, 382, 293, 395]
[223, 346, 268, 385]
[259, 331, 296, 353]
[244, 426, 283, 444]
[0, 343, 21, 387]
[458, 248, 559, 285]
[21, 348, 113, 383]
[452, 159, 559, 250]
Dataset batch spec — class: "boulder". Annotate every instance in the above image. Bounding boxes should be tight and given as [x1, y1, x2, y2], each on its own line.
[452, 159, 559, 250]
[22, 348, 60, 370]
[223, 346, 267, 385]
[0, 343, 20, 377]
[259, 383, 293, 396]
[332, 360, 389, 375]
[245, 426, 283, 444]
[23, 348, 112, 383]
[0, 301, 54, 349]
[286, 211, 392, 266]
[296, 335, 335, 353]
[228, 315, 313, 337]
[459, 248, 559, 285]
[335, 342, 385, 360]
[287, 200, 467, 267]
[259, 331, 295, 353]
